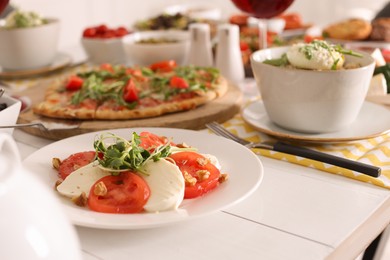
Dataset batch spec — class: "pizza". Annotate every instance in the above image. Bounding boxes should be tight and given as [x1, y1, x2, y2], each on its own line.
[33, 61, 228, 120]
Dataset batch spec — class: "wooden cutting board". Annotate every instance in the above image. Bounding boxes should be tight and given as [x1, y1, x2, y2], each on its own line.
[17, 81, 243, 140]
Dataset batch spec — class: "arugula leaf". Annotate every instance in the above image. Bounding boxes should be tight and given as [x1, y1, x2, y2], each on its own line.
[263, 53, 289, 67]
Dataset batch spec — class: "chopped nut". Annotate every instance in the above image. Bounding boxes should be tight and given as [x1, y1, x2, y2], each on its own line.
[196, 170, 210, 181]
[218, 173, 229, 183]
[176, 142, 190, 148]
[73, 164, 81, 171]
[196, 157, 209, 166]
[54, 179, 62, 189]
[184, 171, 197, 186]
[71, 192, 87, 207]
[52, 158, 61, 170]
[93, 181, 107, 196]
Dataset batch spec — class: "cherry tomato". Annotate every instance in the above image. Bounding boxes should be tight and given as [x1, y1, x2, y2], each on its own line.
[82, 24, 129, 39]
[83, 27, 97, 38]
[304, 35, 324, 43]
[149, 60, 177, 73]
[58, 151, 96, 180]
[169, 152, 221, 199]
[169, 76, 189, 89]
[100, 63, 114, 72]
[240, 41, 250, 51]
[115, 27, 129, 37]
[96, 24, 108, 34]
[382, 49, 390, 63]
[65, 75, 84, 91]
[88, 172, 150, 214]
[123, 78, 138, 102]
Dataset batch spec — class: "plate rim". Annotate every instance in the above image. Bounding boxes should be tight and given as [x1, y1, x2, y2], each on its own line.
[241, 99, 390, 143]
[22, 127, 264, 230]
[0, 52, 72, 79]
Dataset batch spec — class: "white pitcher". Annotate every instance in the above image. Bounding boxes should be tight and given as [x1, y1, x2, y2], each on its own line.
[0, 133, 82, 260]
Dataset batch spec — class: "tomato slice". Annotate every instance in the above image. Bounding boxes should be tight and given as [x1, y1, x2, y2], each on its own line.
[123, 78, 139, 102]
[88, 172, 150, 213]
[65, 75, 84, 91]
[169, 152, 221, 199]
[58, 151, 96, 180]
[169, 76, 189, 89]
[149, 60, 177, 73]
[139, 131, 172, 151]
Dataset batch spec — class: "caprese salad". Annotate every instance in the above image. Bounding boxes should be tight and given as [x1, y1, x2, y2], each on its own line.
[52, 131, 228, 214]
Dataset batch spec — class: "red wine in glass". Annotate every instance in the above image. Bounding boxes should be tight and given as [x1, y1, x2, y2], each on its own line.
[231, 0, 294, 49]
[0, 0, 9, 16]
[231, 0, 294, 18]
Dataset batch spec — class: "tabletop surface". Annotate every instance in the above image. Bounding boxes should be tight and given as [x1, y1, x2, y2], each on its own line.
[10, 73, 390, 259]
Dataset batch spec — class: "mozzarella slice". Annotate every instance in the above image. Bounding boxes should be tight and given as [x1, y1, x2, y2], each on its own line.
[57, 162, 110, 198]
[142, 158, 185, 213]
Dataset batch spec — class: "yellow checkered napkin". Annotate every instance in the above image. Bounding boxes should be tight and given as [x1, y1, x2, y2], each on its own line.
[222, 115, 390, 190]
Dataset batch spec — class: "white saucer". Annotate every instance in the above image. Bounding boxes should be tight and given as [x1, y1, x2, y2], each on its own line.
[241, 100, 390, 143]
[0, 52, 72, 79]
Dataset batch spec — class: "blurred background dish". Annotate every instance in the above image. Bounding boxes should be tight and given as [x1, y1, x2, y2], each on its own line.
[163, 3, 222, 21]
[81, 24, 130, 65]
[122, 30, 190, 66]
[0, 17, 60, 70]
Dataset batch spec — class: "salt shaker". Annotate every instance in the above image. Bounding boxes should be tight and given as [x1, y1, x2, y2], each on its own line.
[215, 23, 245, 84]
[187, 23, 213, 67]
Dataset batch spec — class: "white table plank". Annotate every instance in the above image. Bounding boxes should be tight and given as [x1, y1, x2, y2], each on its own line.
[77, 212, 333, 260]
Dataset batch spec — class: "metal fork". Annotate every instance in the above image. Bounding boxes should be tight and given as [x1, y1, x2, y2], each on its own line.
[0, 121, 80, 131]
[206, 121, 381, 178]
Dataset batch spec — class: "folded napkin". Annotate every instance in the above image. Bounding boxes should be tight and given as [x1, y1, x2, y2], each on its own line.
[222, 115, 390, 190]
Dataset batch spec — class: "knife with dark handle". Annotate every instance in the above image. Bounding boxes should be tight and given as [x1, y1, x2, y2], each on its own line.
[206, 122, 381, 178]
[272, 142, 381, 178]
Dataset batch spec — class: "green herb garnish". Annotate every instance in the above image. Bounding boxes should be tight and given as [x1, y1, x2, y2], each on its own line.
[263, 53, 289, 67]
[94, 132, 196, 175]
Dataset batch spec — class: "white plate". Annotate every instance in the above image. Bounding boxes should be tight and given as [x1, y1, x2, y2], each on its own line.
[242, 100, 390, 143]
[23, 127, 263, 230]
[0, 52, 72, 79]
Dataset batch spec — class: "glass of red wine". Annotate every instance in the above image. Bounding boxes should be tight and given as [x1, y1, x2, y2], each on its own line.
[231, 0, 295, 48]
[0, 0, 9, 17]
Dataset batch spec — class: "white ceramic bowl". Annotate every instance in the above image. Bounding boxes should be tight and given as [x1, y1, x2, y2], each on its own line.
[0, 94, 21, 135]
[122, 30, 190, 66]
[250, 46, 376, 133]
[0, 134, 82, 260]
[81, 37, 126, 65]
[0, 18, 60, 70]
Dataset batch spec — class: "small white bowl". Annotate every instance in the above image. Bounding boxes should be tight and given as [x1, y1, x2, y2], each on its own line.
[0, 18, 60, 70]
[0, 94, 22, 135]
[251, 46, 376, 133]
[81, 37, 126, 65]
[122, 30, 190, 66]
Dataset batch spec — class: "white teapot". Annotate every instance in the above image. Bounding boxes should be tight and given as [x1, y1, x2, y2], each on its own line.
[0, 133, 82, 260]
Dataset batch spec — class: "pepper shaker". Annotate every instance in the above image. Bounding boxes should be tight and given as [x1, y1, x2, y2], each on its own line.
[187, 23, 213, 67]
[215, 23, 244, 84]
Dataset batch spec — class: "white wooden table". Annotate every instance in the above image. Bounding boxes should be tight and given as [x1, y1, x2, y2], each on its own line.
[13, 126, 390, 260]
